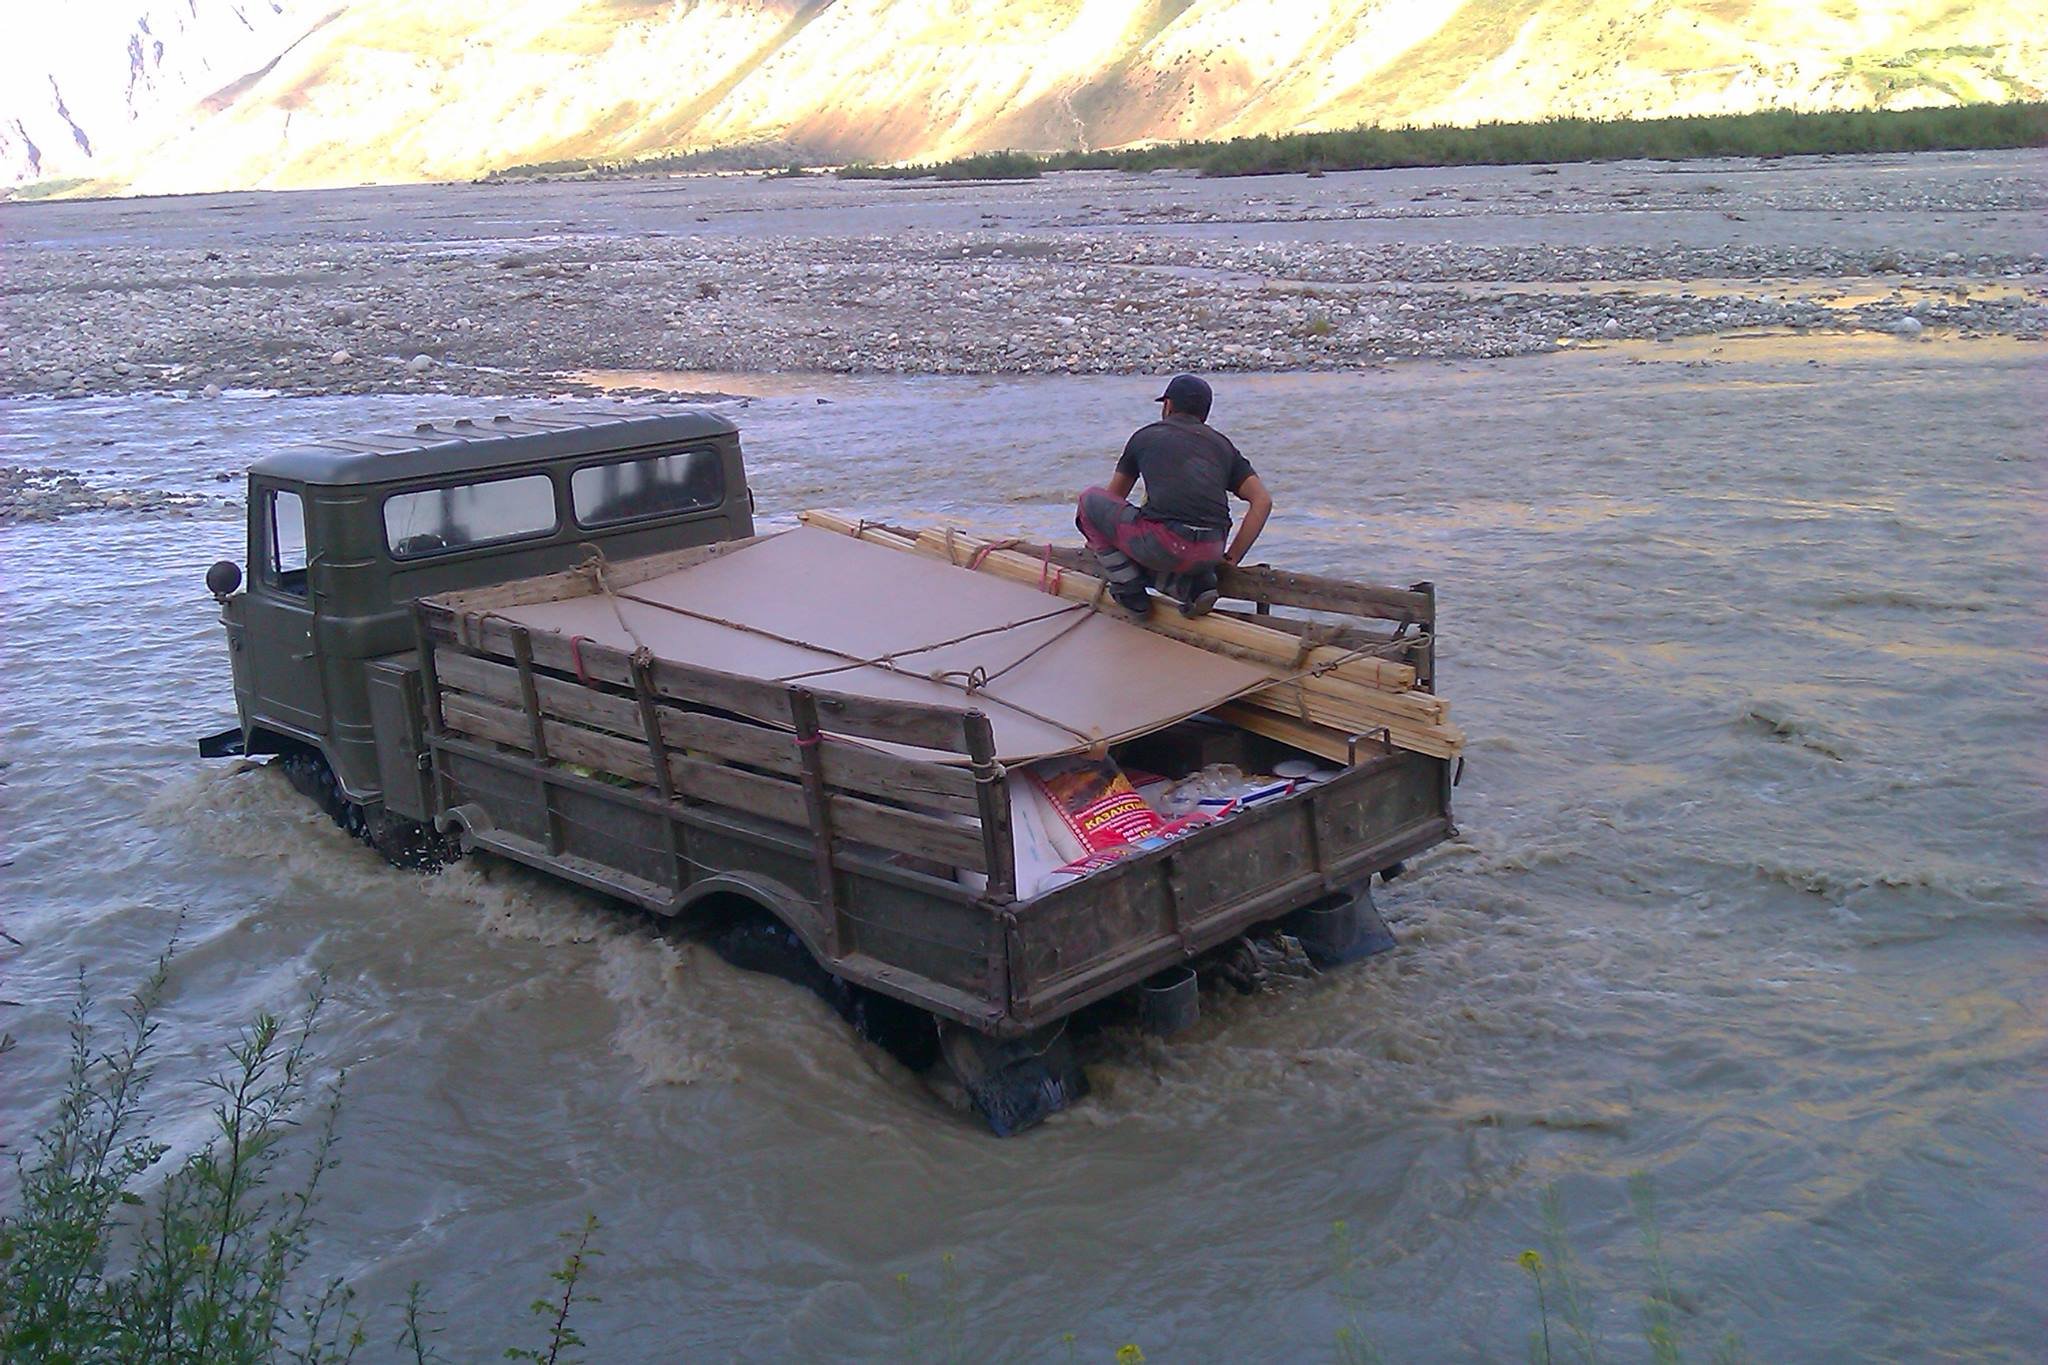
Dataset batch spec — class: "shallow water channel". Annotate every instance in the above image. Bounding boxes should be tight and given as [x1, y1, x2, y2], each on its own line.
[2, 336, 2043, 1359]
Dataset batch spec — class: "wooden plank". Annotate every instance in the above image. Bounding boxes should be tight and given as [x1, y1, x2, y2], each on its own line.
[817, 740, 979, 814]
[1214, 561, 1431, 622]
[964, 711, 1015, 899]
[912, 532, 1435, 625]
[998, 541, 1438, 695]
[1211, 703, 1395, 765]
[1030, 538, 1430, 622]
[829, 794, 989, 873]
[508, 625, 564, 854]
[788, 688, 843, 953]
[631, 650, 687, 893]
[412, 602, 458, 820]
[1413, 580, 1438, 692]
[1232, 689, 1461, 758]
[1209, 607, 1409, 658]
[441, 691, 811, 825]
[442, 647, 781, 765]
[508, 629, 550, 760]
[443, 690, 647, 779]
[670, 750, 808, 826]
[1250, 673, 1448, 727]
[435, 646, 979, 814]
[441, 689, 989, 873]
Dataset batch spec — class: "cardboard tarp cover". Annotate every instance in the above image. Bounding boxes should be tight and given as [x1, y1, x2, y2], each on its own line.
[490, 526, 1276, 763]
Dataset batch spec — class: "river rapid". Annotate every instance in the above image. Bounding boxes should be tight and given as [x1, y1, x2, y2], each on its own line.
[2, 336, 2043, 1359]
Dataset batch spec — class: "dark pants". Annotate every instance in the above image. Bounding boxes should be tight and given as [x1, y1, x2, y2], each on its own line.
[1076, 488, 1224, 601]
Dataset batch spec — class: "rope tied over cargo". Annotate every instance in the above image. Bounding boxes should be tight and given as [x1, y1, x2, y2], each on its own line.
[566, 542, 1104, 746]
[944, 531, 1063, 596]
[573, 546, 653, 659]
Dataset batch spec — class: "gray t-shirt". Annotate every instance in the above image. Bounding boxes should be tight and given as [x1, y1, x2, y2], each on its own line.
[1115, 415, 1256, 533]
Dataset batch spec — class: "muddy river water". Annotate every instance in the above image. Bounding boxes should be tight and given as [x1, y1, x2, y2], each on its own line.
[2, 335, 2043, 1358]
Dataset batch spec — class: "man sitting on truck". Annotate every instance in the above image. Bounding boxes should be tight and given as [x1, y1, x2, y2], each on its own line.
[1077, 373, 1273, 619]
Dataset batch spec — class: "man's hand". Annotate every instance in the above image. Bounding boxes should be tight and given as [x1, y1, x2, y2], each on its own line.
[1224, 473, 1272, 566]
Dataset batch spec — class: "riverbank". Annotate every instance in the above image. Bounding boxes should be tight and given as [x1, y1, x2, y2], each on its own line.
[1, 149, 2041, 402]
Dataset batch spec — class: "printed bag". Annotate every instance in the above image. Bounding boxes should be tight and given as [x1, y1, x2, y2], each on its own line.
[1024, 754, 1163, 855]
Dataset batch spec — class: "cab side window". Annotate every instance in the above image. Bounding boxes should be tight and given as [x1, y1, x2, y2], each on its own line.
[571, 449, 724, 528]
[383, 473, 559, 559]
[264, 488, 309, 597]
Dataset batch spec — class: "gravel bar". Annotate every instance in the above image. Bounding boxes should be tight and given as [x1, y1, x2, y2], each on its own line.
[2, 149, 2042, 399]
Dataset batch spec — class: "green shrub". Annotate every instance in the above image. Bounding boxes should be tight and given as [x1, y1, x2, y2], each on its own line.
[865, 102, 2048, 182]
[0, 946, 600, 1364]
[839, 150, 1045, 181]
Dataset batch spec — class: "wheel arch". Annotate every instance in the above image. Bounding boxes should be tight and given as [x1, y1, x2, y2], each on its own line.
[675, 874, 816, 935]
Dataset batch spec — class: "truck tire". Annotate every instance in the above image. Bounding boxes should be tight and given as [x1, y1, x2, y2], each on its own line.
[706, 910, 940, 1073]
[938, 1022, 1088, 1137]
[277, 748, 463, 871]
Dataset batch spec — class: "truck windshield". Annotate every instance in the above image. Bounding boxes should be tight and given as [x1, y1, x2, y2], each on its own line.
[384, 473, 559, 559]
[571, 449, 723, 527]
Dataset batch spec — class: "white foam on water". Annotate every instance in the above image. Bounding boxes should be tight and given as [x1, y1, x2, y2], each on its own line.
[593, 931, 739, 1086]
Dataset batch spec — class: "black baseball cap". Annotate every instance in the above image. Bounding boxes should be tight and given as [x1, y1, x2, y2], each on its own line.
[1155, 373, 1212, 417]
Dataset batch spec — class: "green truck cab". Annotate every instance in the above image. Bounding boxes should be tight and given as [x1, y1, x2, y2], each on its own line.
[202, 411, 752, 854]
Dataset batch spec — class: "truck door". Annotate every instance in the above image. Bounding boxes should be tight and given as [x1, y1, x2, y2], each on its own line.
[245, 484, 327, 737]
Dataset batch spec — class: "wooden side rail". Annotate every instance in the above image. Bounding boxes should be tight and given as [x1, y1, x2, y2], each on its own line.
[418, 599, 978, 755]
[416, 608, 1016, 898]
[966, 537, 1433, 625]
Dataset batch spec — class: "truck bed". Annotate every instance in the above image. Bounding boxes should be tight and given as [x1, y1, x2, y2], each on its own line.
[403, 523, 1456, 1037]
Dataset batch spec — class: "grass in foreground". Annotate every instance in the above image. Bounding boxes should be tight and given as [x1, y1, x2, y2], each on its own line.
[0, 944, 600, 1363]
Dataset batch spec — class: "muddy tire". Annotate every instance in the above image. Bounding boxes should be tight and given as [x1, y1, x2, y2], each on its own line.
[939, 1022, 1088, 1137]
[278, 748, 462, 871]
[706, 910, 941, 1073]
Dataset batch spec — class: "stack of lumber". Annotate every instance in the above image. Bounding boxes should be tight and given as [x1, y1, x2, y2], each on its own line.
[798, 511, 1464, 763]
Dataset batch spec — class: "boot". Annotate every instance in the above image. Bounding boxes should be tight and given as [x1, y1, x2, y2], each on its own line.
[1177, 568, 1220, 619]
[1110, 583, 1152, 619]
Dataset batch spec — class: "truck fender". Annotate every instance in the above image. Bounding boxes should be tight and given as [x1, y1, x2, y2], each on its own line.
[673, 874, 815, 937]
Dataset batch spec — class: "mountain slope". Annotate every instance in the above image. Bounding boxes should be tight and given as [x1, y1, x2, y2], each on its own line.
[10, 0, 2045, 195]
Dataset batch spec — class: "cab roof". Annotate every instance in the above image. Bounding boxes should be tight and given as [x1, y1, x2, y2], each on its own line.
[249, 409, 738, 487]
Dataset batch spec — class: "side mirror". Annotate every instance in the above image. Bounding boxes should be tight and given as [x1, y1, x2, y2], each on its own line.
[207, 560, 243, 600]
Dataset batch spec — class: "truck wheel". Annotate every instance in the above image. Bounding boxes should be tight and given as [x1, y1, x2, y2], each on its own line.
[705, 909, 939, 1072]
[938, 1022, 1089, 1137]
[276, 748, 462, 871]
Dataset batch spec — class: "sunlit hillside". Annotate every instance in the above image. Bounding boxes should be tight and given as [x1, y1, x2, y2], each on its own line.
[10, 0, 2045, 195]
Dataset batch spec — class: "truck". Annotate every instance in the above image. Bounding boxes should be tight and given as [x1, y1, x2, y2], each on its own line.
[200, 410, 1456, 1134]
